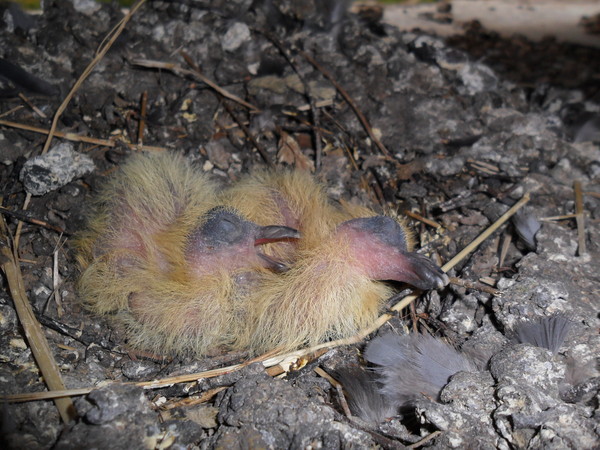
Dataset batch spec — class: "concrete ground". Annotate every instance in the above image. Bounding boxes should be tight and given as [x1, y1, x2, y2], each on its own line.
[378, 0, 600, 48]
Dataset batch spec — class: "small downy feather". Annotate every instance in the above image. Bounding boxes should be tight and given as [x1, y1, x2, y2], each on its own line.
[512, 209, 541, 250]
[514, 314, 572, 355]
[335, 368, 397, 425]
[364, 333, 478, 408]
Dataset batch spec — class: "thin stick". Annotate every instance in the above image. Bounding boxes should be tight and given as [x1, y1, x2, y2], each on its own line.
[135, 56, 260, 113]
[408, 431, 442, 448]
[300, 50, 391, 158]
[0, 205, 67, 234]
[573, 180, 586, 255]
[0, 105, 24, 118]
[540, 214, 578, 221]
[137, 91, 148, 145]
[221, 100, 274, 168]
[0, 119, 166, 151]
[314, 367, 353, 418]
[440, 193, 531, 273]
[498, 233, 511, 269]
[18, 93, 47, 118]
[42, 0, 147, 154]
[15, 0, 146, 251]
[260, 30, 324, 170]
[0, 217, 75, 422]
[404, 210, 442, 229]
[448, 276, 501, 296]
[52, 245, 64, 317]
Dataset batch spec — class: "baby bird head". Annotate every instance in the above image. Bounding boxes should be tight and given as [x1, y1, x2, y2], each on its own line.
[337, 216, 448, 290]
[185, 206, 300, 276]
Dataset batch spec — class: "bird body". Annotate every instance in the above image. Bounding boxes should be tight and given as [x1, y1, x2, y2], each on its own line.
[220, 172, 448, 353]
[76, 152, 220, 314]
[236, 227, 395, 352]
[75, 152, 298, 356]
[76, 154, 447, 357]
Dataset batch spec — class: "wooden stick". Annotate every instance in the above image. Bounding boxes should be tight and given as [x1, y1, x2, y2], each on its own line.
[42, 0, 147, 154]
[299, 50, 391, 158]
[221, 100, 274, 168]
[18, 93, 47, 118]
[314, 367, 353, 418]
[0, 217, 75, 422]
[540, 213, 578, 221]
[137, 91, 148, 145]
[441, 193, 530, 273]
[0, 205, 67, 234]
[0, 119, 166, 152]
[404, 210, 442, 229]
[134, 55, 260, 113]
[573, 180, 586, 255]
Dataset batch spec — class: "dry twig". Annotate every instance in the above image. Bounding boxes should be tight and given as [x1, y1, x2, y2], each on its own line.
[134, 56, 259, 112]
[0, 205, 67, 234]
[300, 50, 391, 159]
[314, 367, 352, 418]
[573, 180, 586, 255]
[0, 120, 166, 151]
[404, 210, 442, 229]
[11, 0, 149, 249]
[0, 217, 75, 422]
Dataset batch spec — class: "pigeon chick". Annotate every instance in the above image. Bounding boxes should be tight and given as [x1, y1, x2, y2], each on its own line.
[75, 152, 298, 356]
[236, 214, 449, 353]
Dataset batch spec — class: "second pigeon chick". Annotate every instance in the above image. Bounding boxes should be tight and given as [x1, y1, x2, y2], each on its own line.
[221, 171, 449, 353]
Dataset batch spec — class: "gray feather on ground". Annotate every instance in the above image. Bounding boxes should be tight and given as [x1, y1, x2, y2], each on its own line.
[512, 210, 541, 250]
[364, 333, 478, 407]
[335, 368, 397, 425]
[514, 314, 573, 354]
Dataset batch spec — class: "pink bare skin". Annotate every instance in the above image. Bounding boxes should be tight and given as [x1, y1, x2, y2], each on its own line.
[338, 216, 448, 290]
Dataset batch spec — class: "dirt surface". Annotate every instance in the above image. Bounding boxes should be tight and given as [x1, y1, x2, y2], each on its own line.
[1, 0, 599, 448]
[382, 0, 600, 48]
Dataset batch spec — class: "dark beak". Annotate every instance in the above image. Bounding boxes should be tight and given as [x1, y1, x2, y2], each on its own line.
[395, 252, 449, 290]
[254, 225, 300, 246]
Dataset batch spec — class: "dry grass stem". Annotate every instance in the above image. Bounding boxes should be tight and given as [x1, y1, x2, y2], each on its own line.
[10, 0, 150, 249]
[0, 120, 166, 151]
[18, 93, 47, 118]
[133, 57, 259, 112]
[540, 213, 578, 221]
[573, 180, 586, 255]
[42, 0, 147, 154]
[404, 210, 442, 229]
[0, 105, 24, 118]
[314, 367, 353, 418]
[300, 50, 391, 158]
[0, 217, 76, 422]
[137, 91, 148, 145]
[158, 386, 227, 410]
[408, 431, 442, 448]
[440, 192, 530, 273]
[0, 205, 67, 234]
[448, 277, 501, 296]
[499, 233, 511, 268]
